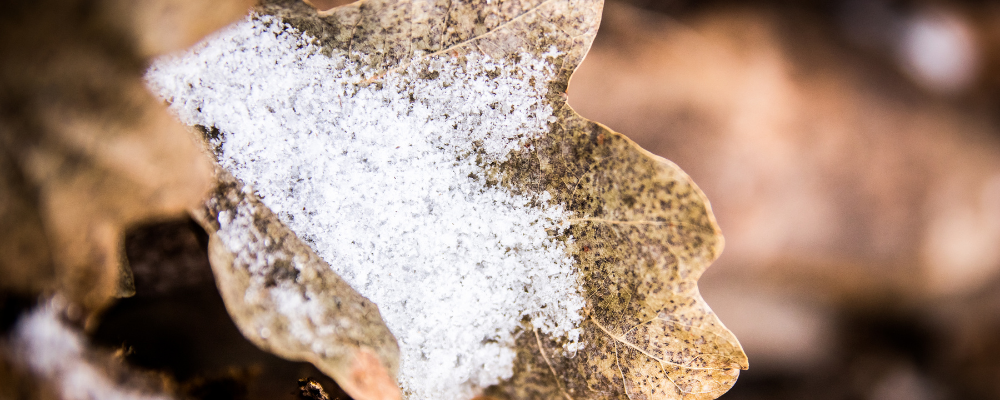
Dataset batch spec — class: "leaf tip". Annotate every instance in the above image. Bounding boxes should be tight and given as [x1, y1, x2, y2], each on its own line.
[340, 347, 402, 400]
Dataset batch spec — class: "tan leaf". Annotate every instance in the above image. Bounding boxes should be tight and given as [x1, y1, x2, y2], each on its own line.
[149, 0, 747, 397]
[0, 0, 253, 312]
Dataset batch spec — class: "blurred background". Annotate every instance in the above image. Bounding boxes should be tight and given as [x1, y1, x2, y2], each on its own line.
[568, 0, 1000, 398]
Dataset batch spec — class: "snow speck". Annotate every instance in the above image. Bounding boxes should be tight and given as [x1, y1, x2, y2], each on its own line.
[148, 16, 585, 400]
[11, 301, 172, 400]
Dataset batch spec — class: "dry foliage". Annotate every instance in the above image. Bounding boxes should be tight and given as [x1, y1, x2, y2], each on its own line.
[194, 0, 748, 398]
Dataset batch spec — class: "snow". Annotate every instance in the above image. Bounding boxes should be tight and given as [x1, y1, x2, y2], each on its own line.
[11, 300, 173, 400]
[147, 15, 585, 400]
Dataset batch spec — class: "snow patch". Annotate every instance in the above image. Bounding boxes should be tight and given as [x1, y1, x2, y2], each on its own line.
[148, 16, 585, 400]
[11, 301, 172, 400]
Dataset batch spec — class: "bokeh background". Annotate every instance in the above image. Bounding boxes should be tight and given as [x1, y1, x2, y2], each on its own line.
[568, 0, 1000, 398]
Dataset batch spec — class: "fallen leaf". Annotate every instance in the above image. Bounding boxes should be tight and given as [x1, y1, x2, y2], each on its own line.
[147, 0, 747, 398]
[0, 0, 251, 313]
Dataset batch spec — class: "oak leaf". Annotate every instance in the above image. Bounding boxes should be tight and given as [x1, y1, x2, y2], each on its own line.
[148, 0, 748, 398]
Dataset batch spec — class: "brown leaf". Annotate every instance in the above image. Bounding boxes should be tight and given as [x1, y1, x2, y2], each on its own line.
[155, 0, 747, 397]
[0, 0, 256, 312]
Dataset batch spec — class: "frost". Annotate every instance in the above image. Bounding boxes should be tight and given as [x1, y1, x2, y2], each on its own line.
[148, 16, 586, 400]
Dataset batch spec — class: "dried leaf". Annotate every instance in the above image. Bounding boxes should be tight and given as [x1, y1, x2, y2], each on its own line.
[149, 0, 747, 398]
[0, 0, 252, 312]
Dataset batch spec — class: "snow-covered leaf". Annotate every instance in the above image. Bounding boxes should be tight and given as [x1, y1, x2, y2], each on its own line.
[148, 0, 747, 398]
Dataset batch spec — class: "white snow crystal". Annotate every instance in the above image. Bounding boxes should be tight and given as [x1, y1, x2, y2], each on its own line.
[147, 15, 585, 400]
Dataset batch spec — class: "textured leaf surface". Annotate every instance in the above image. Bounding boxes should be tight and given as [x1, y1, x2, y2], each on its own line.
[193, 168, 402, 400]
[494, 114, 749, 399]
[152, 0, 747, 398]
